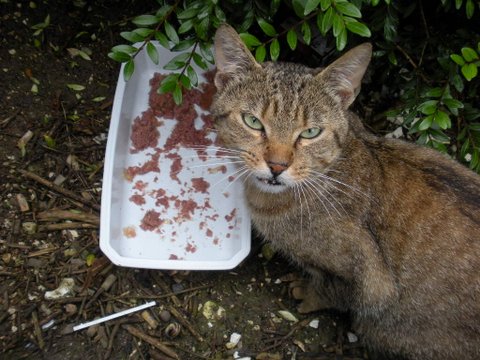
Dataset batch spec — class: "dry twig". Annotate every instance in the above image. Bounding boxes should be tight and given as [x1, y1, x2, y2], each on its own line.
[123, 324, 179, 359]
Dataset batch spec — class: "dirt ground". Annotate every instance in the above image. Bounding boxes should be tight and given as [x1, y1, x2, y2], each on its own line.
[0, 1, 367, 359]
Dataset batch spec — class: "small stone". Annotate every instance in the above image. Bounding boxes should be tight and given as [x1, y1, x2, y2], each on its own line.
[308, 319, 319, 329]
[16, 194, 29, 211]
[159, 309, 171, 322]
[202, 301, 226, 321]
[225, 332, 242, 349]
[44, 278, 75, 300]
[347, 331, 358, 343]
[22, 221, 37, 234]
[64, 303, 77, 314]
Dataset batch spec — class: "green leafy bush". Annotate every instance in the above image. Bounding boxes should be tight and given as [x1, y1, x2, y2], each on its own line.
[110, 0, 480, 171]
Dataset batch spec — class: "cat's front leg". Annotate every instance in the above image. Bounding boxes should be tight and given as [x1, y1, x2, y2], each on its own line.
[289, 269, 351, 313]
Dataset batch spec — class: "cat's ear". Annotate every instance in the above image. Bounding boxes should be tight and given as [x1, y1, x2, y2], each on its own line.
[318, 43, 372, 108]
[214, 23, 260, 90]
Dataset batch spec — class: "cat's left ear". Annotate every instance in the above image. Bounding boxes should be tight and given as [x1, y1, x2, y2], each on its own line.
[214, 23, 260, 91]
[317, 43, 372, 108]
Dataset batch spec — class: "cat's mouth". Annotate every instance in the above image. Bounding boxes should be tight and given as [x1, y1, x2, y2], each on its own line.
[257, 177, 282, 186]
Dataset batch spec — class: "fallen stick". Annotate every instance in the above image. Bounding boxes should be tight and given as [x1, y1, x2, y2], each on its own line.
[19, 169, 100, 211]
[123, 324, 179, 359]
[37, 209, 100, 225]
[38, 222, 98, 232]
[32, 311, 45, 350]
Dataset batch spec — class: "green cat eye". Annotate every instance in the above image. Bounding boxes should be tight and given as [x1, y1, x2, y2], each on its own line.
[299, 127, 322, 139]
[242, 114, 264, 131]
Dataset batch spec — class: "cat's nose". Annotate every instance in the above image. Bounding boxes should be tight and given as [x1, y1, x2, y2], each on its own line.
[268, 161, 288, 177]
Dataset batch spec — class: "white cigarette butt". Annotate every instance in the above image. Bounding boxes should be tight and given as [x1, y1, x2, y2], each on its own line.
[73, 301, 156, 331]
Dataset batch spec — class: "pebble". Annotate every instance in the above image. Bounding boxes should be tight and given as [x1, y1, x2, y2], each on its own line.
[159, 309, 171, 322]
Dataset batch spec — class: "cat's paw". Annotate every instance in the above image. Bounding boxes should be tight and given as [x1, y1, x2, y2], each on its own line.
[289, 278, 331, 314]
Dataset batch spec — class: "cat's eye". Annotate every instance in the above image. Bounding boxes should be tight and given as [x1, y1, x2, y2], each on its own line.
[242, 114, 264, 131]
[299, 127, 322, 139]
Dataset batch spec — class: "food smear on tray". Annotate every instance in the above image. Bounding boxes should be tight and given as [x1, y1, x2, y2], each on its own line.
[122, 69, 241, 260]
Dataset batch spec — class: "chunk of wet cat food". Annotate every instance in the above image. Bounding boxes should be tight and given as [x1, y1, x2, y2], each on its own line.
[130, 109, 161, 152]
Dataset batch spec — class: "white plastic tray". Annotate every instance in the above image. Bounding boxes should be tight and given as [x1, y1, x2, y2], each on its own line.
[100, 43, 251, 270]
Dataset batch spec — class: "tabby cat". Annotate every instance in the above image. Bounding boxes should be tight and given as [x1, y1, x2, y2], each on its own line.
[210, 24, 480, 359]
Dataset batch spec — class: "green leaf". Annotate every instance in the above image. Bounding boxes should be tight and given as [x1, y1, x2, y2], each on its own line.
[179, 74, 192, 89]
[156, 5, 172, 19]
[424, 87, 443, 98]
[332, 13, 345, 37]
[470, 149, 479, 170]
[465, 0, 475, 18]
[461, 47, 479, 62]
[123, 59, 135, 81]
[133, 28, 154, 38]
[321, 7, 334, 34]
[304, 0, 321, 15]
[418, 115, 434, 131]
[443, 98, 464, 113]
[292, 0, 308, 17]
[187, 65, 198, 87]
[164, 21, 179, 44]
[173, 84, 183, 105]
[270, 39, 280, 61]
[345, 19, 371, 37]
[178, 19, 194, 34]
[335, 2, 361, 18]
[450, 54, 465, 66]
[195, 17, 210, 40]
[155, 31, 170, 49]
[66, 83, 85, 91]
[287, 29, 298, 50]
[159, 74, 178, 93]
[301, 22, 311, 45]
[455, 0, 463, 10]
[215, 6, 226, 22]
[146, 42, 159, 65]
[239, 33, 262, 48]
[132, 14, 159, 27]
[111, 45, 137, 54]
[255, 45, 266, 62]
[336, 27, 347, 51]
[43, 135, 56, 149]
[108, 51, 131, 62]
[418, 100, 438, 115]
[388, 51, 397, 65]
[461, 63, 478, 81]
[320, 0, 331, 10]
[164, 53, 189, 70]
[434, 111, 451, 130]
[193, 53, 208, 70]
[257, 18, 277, 36]
[200, 42, 214, 63]
[451, 74, 464, 92]
[171, 39, 195, 51]
[177, 7, 198, 20]
[120, 31, 144, 43]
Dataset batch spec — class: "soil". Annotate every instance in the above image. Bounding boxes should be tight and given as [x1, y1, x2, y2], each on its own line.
[0, 2, 366, 359]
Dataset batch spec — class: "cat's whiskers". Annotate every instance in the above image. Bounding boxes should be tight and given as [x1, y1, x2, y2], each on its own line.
[189, 160, 245, 169]
[310, 170, 372, 201]
[298, 179, 336, 221]
[188, 145, 247, 155]
[208, 164, 248, 189]
[307, 177, 348, 215]
[292, 184, 305, 239]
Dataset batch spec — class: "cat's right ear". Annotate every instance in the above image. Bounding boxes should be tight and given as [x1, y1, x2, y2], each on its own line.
[317, 43, 372, 108]
[214, 23, 260, 90]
